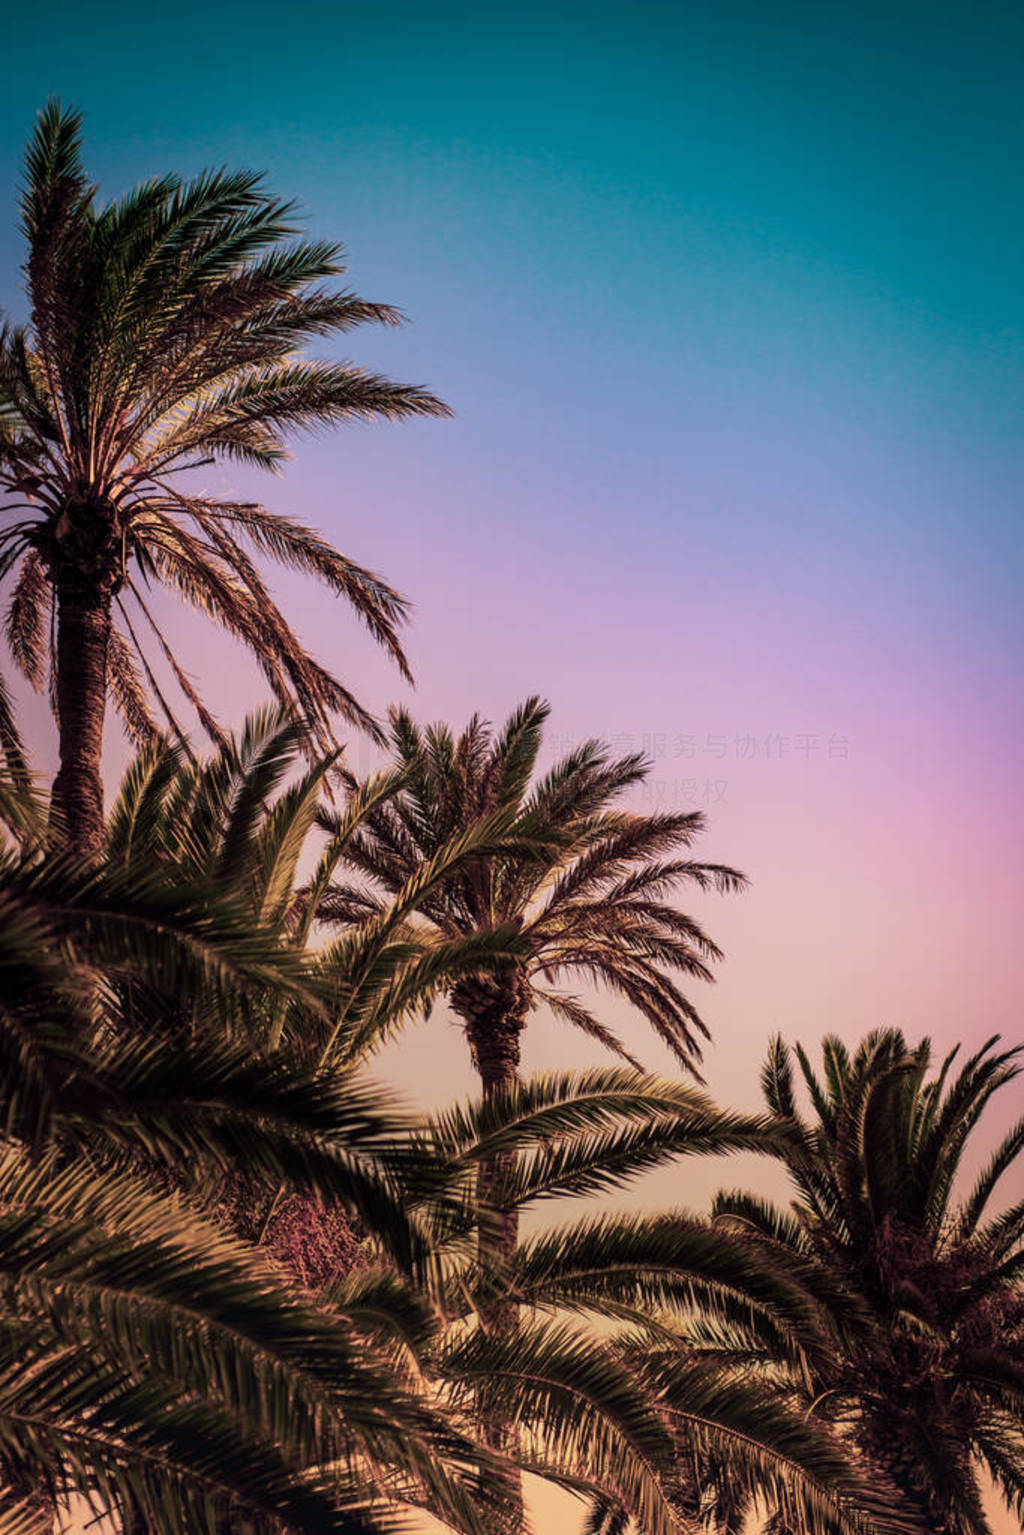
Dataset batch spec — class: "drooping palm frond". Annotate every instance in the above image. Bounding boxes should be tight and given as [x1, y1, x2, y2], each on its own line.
[1, 101, 451, 850]
[0, 845, 522, 1535]
[436, 1304, 915, 1535]
[624, 1337, 920, 1535]
[0, 1146, 500, 1535]
[677, 1030, 1024, 1535]
[406, 1068, 775, 1213]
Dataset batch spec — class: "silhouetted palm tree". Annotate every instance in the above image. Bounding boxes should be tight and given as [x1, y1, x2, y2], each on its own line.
[317, 695, 744, 1497]
[322, 697, 745, 1091]
[0, 101, 448, 852]
[371, 1070, 916, 1535]
[681, 1030, 1024, 1535]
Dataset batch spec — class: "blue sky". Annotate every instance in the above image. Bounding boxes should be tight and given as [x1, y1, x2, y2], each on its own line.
[3, 0, 1023, 1127]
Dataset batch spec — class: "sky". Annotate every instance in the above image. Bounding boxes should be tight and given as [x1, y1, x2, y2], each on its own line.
[3, 2, 1024, 1529]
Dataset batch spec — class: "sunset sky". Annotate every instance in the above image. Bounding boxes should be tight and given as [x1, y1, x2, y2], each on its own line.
[3, 3, 1023, 1527]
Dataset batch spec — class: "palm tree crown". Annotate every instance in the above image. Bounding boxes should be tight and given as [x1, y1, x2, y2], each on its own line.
[0, 101, 449, 851]
[318, 691, 745, 1471]
[321, 696, 746, 1091]
[687, 1029, 1024, 1535]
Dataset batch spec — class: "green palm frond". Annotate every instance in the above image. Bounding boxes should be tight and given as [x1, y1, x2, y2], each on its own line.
[410, 1069, 775, 1220]
[1, 100, 450, 830]
[507, 1211, 841, 1361]
[440, 1317, 680, 1535]
[326, 697, 745, 1084]
[686, 1029, 1024, 1535]
[632, 1341, 919, 1535]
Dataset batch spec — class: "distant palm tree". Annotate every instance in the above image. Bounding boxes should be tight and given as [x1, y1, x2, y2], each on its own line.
[322, 697, 745, 1087]
[317, 695, 744, 1492]
[679, 1030, 1024, 1535]
[0, 101, 449, 852]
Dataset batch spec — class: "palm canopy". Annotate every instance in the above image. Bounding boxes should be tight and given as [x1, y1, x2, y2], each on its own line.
[1, 726, 945, 1535]
[318, 696, 746, 1088]
[0, 779, 511, 1535]
[102, 706, 537, 1065]
[0, 729, 897, 1535]
[0, 101, 448, 850]
[92, 714, 904, 1535]
[674, 1029, 1024, 1535]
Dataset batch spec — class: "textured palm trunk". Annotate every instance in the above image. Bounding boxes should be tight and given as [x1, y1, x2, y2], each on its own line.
[49, 568, 113, 855]
[469, 1011, 523, 1330]
[454, 971, 530, 1532]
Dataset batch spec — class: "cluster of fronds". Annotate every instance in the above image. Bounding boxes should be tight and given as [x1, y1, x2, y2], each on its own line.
[318, 695, 747, 1077]
[0, 102, 449, 753]
[663, 1031, 1024, 1535]
[0, 719, 944, 1535]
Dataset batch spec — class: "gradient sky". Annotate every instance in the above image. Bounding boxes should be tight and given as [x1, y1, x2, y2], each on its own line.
[4, 3, 1024, 1529]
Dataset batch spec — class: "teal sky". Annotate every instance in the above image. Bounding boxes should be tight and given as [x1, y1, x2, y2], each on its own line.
[8, 0, 1021, 674]
[4, 0, 1023, 1035]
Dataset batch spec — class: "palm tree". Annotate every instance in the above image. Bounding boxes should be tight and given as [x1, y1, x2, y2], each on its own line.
[315, 695, 744, 1510]
[0, 101, 449, 853]
[319, 696, 745, 1282]
[0, 778, 504, 1535]
[677, 1030, 1024, 1535]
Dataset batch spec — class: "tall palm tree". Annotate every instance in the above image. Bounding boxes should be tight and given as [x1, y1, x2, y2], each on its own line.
[0, 101, 449, 853]
[316, 695, 744, 1501]
[319, 696, 745, 1264]
[322, 698, 745, 1085]
[675, 1030, 1024, 1535]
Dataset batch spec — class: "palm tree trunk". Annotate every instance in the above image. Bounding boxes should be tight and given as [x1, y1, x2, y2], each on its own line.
[49, 569, 113, 855]
[470, 1012, 523, 1324]
[461, 992, 527, 1533]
